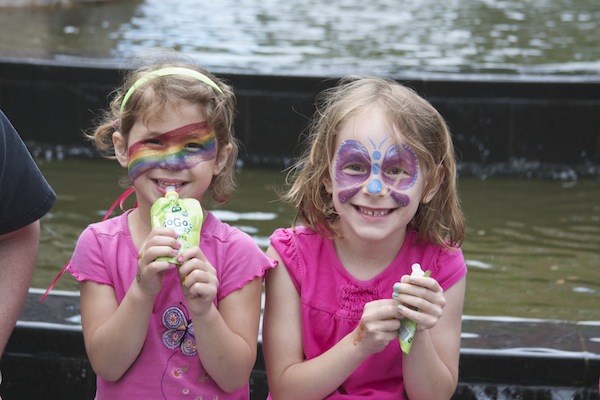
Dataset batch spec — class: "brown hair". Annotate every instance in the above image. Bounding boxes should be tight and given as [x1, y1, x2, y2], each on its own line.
[283, 75, 464, 248]
[86, 50, 238, 204]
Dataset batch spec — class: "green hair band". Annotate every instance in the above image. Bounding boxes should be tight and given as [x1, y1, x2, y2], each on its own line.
[120, 67, 224, 119]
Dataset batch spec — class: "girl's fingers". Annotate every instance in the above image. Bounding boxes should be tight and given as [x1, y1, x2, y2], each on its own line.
[181, 269, 219, 289]
[394, 278, 443, 303]
[177, 247, 212, 273]
[143, 228, 182, 251]
[178, 245, 207, 263]
[180, 265, 217, 287]
[139, 246, 180, 265]
[151, 226, 180, 238]
[392, 277, 446, 331]
[178, 254, 217, 290]
[400, 274, 441, 291]
[356, 300, 405, 353]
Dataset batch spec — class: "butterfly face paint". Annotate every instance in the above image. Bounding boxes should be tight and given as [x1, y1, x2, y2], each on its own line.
[127, 122, 216, 181]
[333, 138, 418, 206]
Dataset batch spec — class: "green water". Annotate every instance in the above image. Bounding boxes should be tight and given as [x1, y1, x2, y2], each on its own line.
[34, 159, 600, 322]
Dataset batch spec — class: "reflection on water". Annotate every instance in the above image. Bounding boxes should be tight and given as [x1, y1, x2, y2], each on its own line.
[35, 159, 599, 322]
[0, 0, 599, 77]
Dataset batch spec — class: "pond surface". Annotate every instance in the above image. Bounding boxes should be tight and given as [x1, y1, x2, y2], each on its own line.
[0, 0, 599, 77]
[34, 159, 600, 322]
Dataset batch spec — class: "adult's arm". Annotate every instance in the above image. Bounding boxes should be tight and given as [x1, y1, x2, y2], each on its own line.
[0, 220, 40, 356]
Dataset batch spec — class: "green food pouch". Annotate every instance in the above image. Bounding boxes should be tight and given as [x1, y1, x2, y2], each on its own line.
[150, 186, 203, 265]
[398, 263, 432, 355]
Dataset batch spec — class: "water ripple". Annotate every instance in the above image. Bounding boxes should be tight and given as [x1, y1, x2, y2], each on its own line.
[1, 0, 599, 77]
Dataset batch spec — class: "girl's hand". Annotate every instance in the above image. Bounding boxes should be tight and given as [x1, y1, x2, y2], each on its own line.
[351, 299, 403, 356]
[177, 246, 219, 316]
[392, 274, 446, 331]
[136, 227, 181, 296]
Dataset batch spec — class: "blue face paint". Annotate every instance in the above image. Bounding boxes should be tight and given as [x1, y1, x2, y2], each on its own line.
[373, 163, 381, 175]
[367, 138, 388, 194]
[368, 179, 382, 193]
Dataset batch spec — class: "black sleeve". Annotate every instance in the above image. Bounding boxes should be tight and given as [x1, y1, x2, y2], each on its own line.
[0, 110, 56, 235]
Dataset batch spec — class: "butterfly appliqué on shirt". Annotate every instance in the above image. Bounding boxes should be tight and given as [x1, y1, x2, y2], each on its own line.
[162, 304, 197, 356]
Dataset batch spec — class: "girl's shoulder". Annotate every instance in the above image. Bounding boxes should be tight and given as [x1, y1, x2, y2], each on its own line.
[269, 226, 329, 265]
[202, 211, 264, 250]
[270, 225, 326, 251]
[75, 210, 134, 255]
[405, 229, 462, 255]
[271, 225, 320, 241]
[403, 230, 466, 290]
[84, 210, 131, 237]
[203, 211, 247, 239]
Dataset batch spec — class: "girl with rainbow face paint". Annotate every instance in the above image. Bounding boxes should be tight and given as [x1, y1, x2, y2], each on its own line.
[114, 98, 231, 208]
[64, 57, 276, 399]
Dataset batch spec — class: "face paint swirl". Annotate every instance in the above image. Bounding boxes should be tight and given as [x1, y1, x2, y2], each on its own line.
[333, 138, 418, 206]
[127, 122, 217, 181]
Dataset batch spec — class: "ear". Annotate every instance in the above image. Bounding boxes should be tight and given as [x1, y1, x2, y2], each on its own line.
[422, 165, 445, 204]
[113, 131, 129, 168]
[213, 142, 233, 175]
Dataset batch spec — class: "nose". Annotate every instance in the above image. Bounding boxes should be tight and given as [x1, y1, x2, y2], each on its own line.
[367, 178, 382, 194]
[158, 154, 186, 171]
[363, 178, 389, 197]
[363, 162, 388, 197]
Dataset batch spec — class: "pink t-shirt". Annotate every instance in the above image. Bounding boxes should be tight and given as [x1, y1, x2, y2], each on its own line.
[69, 210, 276, 400]
[269, 226, 467, 399]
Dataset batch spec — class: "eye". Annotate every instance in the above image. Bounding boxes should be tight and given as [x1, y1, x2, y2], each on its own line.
[143, 138, 162, 146]
[343, 163, 367, 175]
[183, 142, 204, 151]
[383, 166, 408, 179]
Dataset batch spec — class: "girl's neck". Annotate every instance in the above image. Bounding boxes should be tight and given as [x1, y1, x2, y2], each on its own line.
[127, 206, 153, 250]
[333, 231, 406, 281]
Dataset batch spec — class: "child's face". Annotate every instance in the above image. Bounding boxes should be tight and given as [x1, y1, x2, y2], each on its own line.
[113, 102, 231, 207]
[324, 106, 435, 243]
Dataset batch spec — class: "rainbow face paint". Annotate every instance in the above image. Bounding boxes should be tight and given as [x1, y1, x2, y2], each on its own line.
[333, 138, 418, 206]
[127, 122, 216, 181]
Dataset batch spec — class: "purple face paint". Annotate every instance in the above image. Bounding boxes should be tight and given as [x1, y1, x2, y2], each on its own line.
[334, 140, 370, 203]
[380, 144, 418, 189]
[127, 122, 216, 181]
[332, 139, 419, 206]
[382, 144, 418, 206]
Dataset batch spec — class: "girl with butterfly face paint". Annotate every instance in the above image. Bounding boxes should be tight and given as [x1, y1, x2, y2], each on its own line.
[263, 77, 467, 400]
[67, 52, 276, 399]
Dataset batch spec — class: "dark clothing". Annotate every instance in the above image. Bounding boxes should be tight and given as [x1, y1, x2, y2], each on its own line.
[0, 110, 56, 235]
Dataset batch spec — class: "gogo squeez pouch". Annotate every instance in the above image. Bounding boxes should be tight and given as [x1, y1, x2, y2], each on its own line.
[151, 186, 203, 265]
[398, 263, 432, 355]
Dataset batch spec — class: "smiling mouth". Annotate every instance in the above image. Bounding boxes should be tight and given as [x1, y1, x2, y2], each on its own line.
[356, 206, 393, 217]
[154, 180, 185, 189]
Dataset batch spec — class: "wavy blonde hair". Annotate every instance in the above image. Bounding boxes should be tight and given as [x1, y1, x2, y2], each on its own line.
[283, 76, 464, 248]
[86, 50, 238, 204]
